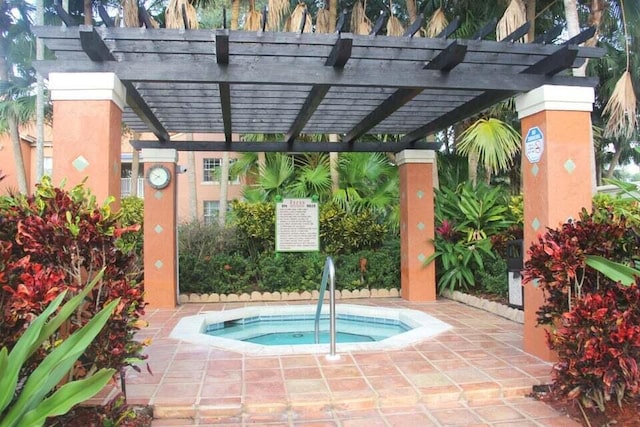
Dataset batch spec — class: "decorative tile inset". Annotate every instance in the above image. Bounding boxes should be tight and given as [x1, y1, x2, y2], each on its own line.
[531, 217, 541, 231]
[417, 222, 425, 231]
[154, 191, 163, 199]
[416, 190, 425, 199]
[154, 224, 164, 234]
[72, 156, 89, 172]
[531, 164, 539, 177]
[417, 253, 426, 263]
[564, 159, 576, 174]
[154, 260, 164, 269]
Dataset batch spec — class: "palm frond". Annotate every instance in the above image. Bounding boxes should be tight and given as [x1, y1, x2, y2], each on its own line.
[267, 0, 290, 31]
[496, 0, 526, 42]
[285, 3, 312, 33]
[425, 7, 447, 38]
[603, 71, 637, 139]
[456, 118, 521, 175]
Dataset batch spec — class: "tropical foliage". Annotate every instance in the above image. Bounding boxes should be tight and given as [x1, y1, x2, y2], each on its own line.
[0, 178, 147, 380]
[0, 273, 117, 427]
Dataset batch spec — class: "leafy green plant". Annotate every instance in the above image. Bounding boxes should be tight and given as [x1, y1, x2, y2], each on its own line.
[0, 178, 146, 378]
[0, 272, 118, 427]
[475, 251, 508, 296]
[435, 181, 512, 242]
[115, 196, 144, 255]
[320, 202, 387, 254]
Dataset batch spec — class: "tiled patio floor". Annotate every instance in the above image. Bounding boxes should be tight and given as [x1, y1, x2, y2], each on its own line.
[124, 298, 579, 426]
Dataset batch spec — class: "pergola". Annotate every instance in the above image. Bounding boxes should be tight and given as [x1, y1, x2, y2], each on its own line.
[33, 21, 602, 361]
[34, 23, 599, 151]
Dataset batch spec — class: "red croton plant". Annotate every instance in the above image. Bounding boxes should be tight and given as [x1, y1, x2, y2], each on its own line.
[0, 176, 147, 379]
[524, 207, 640, 411]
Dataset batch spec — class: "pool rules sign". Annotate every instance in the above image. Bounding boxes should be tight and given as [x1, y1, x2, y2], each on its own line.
[276, 198, 319, 252]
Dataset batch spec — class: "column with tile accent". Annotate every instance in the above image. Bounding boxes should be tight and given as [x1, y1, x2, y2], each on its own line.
[49, 73, 124, 209]
[515, 85, 595, 361]
[397, 150, 436, 301]
[142, 149, 178, 308]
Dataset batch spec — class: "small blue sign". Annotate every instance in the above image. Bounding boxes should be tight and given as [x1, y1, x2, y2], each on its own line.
[525, 126, 544, 163]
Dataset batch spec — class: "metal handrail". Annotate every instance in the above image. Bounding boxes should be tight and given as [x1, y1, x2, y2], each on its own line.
[314, 256, 336, 357]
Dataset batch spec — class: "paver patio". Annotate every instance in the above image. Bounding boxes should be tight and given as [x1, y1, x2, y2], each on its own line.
[123, 298, 579, 426]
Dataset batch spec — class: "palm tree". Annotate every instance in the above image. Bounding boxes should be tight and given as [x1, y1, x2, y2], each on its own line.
[455, 118, 521, 186]
[0, 0, 35, 194]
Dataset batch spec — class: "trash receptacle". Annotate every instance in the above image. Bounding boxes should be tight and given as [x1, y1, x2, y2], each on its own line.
[506, 240, 524, 309]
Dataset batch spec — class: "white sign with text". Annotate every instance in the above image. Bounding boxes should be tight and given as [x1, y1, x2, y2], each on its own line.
[276, 198, 319, 252]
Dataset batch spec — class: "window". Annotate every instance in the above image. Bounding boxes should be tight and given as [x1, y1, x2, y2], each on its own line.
[203, 200, 219, 225]
[203, 158, 221, 182]
[43, 157, 53, 177]
[203, 158, 240, 184]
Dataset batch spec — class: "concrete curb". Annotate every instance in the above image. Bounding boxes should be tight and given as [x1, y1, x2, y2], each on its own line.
[441, 290, 524, 324]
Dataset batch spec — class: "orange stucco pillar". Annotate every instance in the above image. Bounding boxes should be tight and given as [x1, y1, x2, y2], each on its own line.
[49, 73, 124, 209]
[397, 150, 436, 301]
[515, 85, 595, 361]
[141, 148, 179, 308]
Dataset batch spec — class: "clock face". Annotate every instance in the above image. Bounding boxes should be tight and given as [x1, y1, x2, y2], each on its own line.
[147, 165, 171, 189]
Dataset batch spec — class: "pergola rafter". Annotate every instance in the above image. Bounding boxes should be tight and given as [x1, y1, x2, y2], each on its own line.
[33, 24, 602, 153]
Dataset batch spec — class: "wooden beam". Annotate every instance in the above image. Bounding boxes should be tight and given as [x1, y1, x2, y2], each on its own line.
[343, 88, 423, 143]
[285, 35, 352, 143]
[53, 4, 77, 27]
[424, 41, 467, 71]
[436, 16, 460, 39]
[131, 139, 439, 153]
[336, 9, 348, 33]
[399, 90, 515, 144]
[34, 60, 598, 92]
[403, 13, 424, 37]
[563, 26, 596, 46]
[472, 18, 497, 40]
[216, 30, 229, 64]
[501, 22, 530, 43]
[533, 23, 563, 44]
[219, 83, 232, 143]
[370, 11, 388, 36]
[78, 27, 169, 142]
[285, 85, 330, 144]
[97, 4, 114, 28]
[325, 34, 352, 67]
[524, 45, 579, 76]
[79, 25, 115, 61]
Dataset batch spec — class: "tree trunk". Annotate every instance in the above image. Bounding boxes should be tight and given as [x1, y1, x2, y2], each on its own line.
[84, 0, 93, 25]
[406, 0, 418, 24]
[525, 0, 536, 41]
[231, 0, 240, 30]
[468, 150, 479, 188]
[131, 146, 140, 197]
[329, 0, 337, 32]
[329, 134, 340, 192]
[9, 114, 28, 193]
[218, 152, 230, 226]
[187, 141, 198, 221]
[605, 144, 624, 179]
[35, 0, 44, 183]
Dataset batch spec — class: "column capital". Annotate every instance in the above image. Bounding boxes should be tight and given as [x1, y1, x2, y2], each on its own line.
[396, 149, 436, 166]
[49, 73, 126, 111]
[515, 85, 594, 119]
[141, 148, 178, 163]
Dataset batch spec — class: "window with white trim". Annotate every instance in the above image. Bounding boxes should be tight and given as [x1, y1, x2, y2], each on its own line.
[203, 200, 219, 225]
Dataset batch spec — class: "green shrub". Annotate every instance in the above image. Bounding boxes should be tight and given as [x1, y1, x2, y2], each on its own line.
[257, 252, 325, 293]
[320, 202, 387, 254]
[229, 200, 276, 256]
[475, 251, 508, 296]
[115, 196, 144, 256]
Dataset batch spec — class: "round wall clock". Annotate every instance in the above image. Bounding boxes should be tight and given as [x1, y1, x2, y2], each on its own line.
[146, 165, 171, 190]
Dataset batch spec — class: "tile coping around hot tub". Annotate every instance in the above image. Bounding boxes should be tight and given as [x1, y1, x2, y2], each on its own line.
[169, 304, 452, 356]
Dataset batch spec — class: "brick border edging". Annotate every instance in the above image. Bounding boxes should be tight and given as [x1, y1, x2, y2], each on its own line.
[441, 290, 524, 324]
[178, 288, 401, 303]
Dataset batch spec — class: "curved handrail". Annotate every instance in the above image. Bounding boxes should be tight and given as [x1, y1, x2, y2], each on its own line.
[314, 257, 336, 357]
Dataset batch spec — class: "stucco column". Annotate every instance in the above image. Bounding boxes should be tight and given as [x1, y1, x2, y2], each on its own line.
[142, 148, 179, 308]
[49, 73, 124, 209]
[515, 85, 595, 361]
[396, 150, 436, 301]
